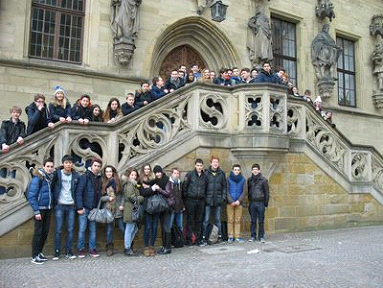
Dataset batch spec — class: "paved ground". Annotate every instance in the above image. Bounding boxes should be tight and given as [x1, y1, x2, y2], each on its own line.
[1, 225, 383, 288]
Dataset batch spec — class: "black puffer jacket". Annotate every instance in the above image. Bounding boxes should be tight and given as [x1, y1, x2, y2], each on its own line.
[0, 119, 26, 146]
[204, 166, 227, 206]
[247, 173, 269, 206]
[182, 169, 207, 200]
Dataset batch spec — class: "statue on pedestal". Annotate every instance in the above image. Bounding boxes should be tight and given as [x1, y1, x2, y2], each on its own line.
[247, 9, 273, 68]
[111, 0, 142, 66]
[311, 24, 342, 82]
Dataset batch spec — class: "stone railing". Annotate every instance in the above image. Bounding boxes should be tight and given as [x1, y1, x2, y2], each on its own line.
[1, 82, 383, 235]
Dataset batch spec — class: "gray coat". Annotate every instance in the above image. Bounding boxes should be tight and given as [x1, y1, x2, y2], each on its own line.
[122, 175, 144, 223]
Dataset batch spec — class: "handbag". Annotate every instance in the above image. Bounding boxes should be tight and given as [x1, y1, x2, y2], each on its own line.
[131, 200, 144, 222]
[88, 198, 114, 224]
[144, 193, 169, 214]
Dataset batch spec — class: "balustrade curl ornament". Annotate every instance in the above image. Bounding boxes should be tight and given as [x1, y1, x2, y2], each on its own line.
[351, 152, 369, 181]
[118, 97, 191, 169]
[245, 95, 263, 127]
[199, 94, 228, 129]
[372, 156, 383, 190]
[286, 104, 303, 137]
[306, 114, 346, 171]
[69, 134, 107, 167]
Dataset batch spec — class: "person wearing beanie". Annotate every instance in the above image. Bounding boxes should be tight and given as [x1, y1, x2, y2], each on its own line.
[48, 86, 72, 125]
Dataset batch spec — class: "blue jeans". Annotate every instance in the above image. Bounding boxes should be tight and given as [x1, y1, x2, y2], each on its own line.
[54, 204, 75, 253]
[124, 222, 138, 249]
[170, 212, 183, 232]
[203, 205, 222, 237]
[248, 202, 265, 239]
[77, 209, 97, 251]
[144, 213, 159, 247]
[0, 168, 16, 195]
[106, 218, 125, 244]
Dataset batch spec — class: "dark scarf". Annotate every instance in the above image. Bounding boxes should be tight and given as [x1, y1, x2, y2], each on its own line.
[229, 171, 243, 183]
[251, 173, 261, 184]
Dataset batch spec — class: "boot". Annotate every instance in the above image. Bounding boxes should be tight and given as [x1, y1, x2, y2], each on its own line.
[106, 243, 114, 257]
[149, 246, 156, 256]
[143, 247, 150, 257]
[159, 232, 172, 255]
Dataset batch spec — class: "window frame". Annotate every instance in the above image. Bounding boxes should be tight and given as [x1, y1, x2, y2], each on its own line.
[29, 0, 85, 64]
[271, 17, 298, 86]
[336, 36, 356, 108]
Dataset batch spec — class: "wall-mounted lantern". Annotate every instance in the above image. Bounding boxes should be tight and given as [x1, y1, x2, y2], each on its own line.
[210, 1, 228, 22]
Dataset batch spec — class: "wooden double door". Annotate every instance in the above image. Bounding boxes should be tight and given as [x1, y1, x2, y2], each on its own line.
[159, 45, 206, 80]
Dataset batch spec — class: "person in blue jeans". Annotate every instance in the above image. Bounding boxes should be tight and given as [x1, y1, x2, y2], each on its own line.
[247, 163, 270, 243]
[52, 155, 80, 260]
[202, 156, 227, 245]
[75, 158, 102, 258]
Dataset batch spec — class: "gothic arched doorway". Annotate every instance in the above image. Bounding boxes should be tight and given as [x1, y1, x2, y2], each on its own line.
[149, 17, 241, 78]
[159, 45, 206, 80]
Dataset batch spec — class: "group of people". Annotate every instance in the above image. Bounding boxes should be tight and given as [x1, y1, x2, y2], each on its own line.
[27, 155, 270, 264]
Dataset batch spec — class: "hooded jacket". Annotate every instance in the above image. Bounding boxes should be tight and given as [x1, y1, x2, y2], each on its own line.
[75, 169, 102, 210]
[27, 168, 54, 215]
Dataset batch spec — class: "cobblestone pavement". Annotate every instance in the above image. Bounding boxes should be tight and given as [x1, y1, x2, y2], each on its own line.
[1, 225, 383, 288]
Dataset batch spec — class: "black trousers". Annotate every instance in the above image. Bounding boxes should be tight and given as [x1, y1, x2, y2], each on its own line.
[184, 198, 205, 242]
[31, 209, 52, 258]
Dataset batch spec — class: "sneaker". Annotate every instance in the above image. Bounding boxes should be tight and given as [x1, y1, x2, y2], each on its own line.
[31, 257, 44, 265]
[198, 238, 207, 247]
[248, 237, 256, 242]
[235, 238, 246, 243]
[260, 237, 266, 243]
[227, 237, 234, 244]
[65, 251, 76, 259]
[78, 249, 86, 258]
[38, 253, 48, 261]
[52, 250, 60, 261]
[89, 249, 100, 258]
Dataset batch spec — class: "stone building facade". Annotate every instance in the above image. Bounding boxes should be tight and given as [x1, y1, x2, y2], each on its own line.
[0, 0, 383, 152]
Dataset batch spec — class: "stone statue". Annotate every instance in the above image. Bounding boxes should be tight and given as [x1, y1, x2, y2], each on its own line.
[315, 0, 335, 22]
[196, 0, 212, 15]
[371, 36, 383, 91]
[247, 9, 273, 68]
[311, 24, 342, 81]
[111, 0, 142, 41]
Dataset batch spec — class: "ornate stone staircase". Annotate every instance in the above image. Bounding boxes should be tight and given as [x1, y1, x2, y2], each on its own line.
[1, 82, 383, 237]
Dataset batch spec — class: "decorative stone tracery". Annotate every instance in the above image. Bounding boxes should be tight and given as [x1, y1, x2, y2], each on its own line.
[370, 15, 383, 108]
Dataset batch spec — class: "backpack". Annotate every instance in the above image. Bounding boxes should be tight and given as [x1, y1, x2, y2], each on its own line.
[171, 225, 184, 248]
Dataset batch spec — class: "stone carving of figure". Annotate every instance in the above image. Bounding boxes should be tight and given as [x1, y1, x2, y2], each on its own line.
[111, 0, 142, 41]
[311, 24, 342, 81]
[247, 9, 273, 67]
[371, 36, 383, 91]
[196, 0, 211, 15]
[315, 0, 335, 22]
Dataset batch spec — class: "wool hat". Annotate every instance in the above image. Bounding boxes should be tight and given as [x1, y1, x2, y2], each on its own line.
[54, 85, 66, 97]
[153, 165, 163, 173]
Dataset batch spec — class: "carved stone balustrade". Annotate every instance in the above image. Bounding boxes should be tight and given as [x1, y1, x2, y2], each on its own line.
[1, 83, 383, 235]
